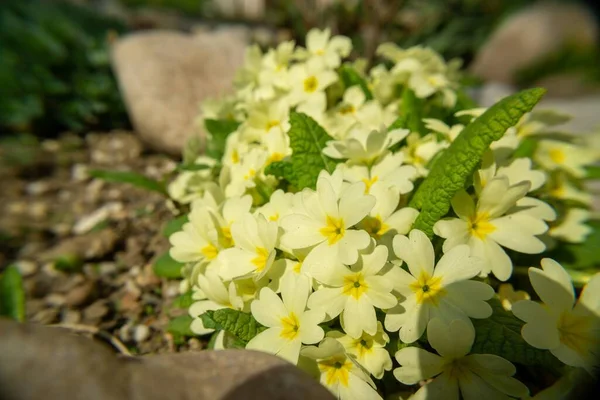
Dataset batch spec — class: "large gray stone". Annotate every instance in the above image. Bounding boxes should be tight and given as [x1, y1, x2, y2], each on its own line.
[111, 29, 247, 156]
[0, 318, 334, 400]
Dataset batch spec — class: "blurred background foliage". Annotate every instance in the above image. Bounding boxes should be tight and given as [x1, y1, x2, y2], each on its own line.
[0, 0, 130, 137]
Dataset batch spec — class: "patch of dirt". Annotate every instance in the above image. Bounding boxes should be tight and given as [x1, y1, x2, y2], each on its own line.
[0, 131, 196, 355]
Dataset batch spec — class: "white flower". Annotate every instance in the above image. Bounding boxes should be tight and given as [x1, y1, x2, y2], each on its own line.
[212, 195, 254, 248]
[339, 151, 416, 194]
[243, 99, 290, 140]
[300, 28, 352, 68]
[256, 189, 295, 223]
[329, 322, 392, 379]
[401, 133, 449, 177]
[287, 58, 337, 106]
[259, 40, 295, 90]
[308, 245, 397, 338]
[434, 177, 548, 281]
[280, 170, 375, 273]
[323, 125, 409, 165]
[301, 338, 382, 400]
[169, 206, 220, 264]
[423, 118, 463, 142]
[385, 230, 493, 343]
[357, 183, 418, 251]
[394, 319, 529, 400]
[548, 173, 593, 205]
[225, 148, 268, 197]
[535, 139, 599, 178]
[549, 208, 592, 243]
[512, 259, 600, 373]
[218, 213, 278, 280]
[247, 275, 324, 364]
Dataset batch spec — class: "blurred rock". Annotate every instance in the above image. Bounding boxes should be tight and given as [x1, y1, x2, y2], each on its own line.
[0, 319, 334, 400]
[471, 2, 598, 85]
[111, 29, 247, 156]
[212, 0, 265, 20]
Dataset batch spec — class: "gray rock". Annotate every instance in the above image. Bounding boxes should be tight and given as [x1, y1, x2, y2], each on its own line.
[110, 29, 248, 156]
[0, 318, 334, 400]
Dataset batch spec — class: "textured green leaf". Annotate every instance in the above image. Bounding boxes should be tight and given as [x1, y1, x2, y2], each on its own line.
[167, 315, 194, 337]
[162, 215, 189, 238]
[471, 297, 562, 371]
[203, 309, 266, 344]
[263, 112, 337, 190]
[339, 65, 373, 100]
[0, 265, 26, 322]
[152, 252, 184, 279]
[204, 119, 240, 161]
[88, 169, 167, 195]
[410, 88, 546, 237]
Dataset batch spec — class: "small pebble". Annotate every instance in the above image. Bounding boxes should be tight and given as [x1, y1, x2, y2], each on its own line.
[97, 262, 118, 276]
[45, 293, 66, 307]
[71, 163, 89, 181]
[119, 322, 134, 342]
[83, 300, 109, 324]
[61, 310, 82, 324]
[32, 308, 59, 324]
[26, 181, 51, 196]
[133, 325, 151, 343]
[15, 260, 38, 277]
[65, 280, 95, 307]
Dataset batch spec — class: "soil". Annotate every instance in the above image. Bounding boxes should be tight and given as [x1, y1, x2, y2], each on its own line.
[0, 131, 199, 355]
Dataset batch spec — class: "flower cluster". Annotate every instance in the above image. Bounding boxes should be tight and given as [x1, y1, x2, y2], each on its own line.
[166, 29, 600, 399]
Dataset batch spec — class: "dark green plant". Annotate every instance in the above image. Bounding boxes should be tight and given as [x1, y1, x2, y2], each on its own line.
[0, 0, 130, 137]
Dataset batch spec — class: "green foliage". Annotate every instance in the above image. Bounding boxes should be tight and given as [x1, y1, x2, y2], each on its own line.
[204, 119, 241, 161]
[410, 88, 546, 237]
[153, 252, 184, 279]
[264, 112, 337, 190]
[471, 297, 562, 372]
[0, 265, 26, 322]
[551, 220, 600, 272]
[118, 0, 205, 15]
[201, 309, 266, 344]
[512, 137, 538, 159]
[167, 315, 194, 337]
[88, 169, 167, 195]
[162, 216, 189, 238]
[0, 0, 129, 136]
[584, 165, 600, 180]
[338, 65, 373, 100]
[171, 291, 194, 309]
[399, 88, 425, 135]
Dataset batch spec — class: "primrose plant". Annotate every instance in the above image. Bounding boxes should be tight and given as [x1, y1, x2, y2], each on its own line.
[164, 28, 600, 399]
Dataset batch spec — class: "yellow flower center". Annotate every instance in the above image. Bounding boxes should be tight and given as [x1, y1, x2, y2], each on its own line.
[244, 168, 256, 180]
[409, 271, 445, 305]
[231, 149, 240, 164]
[304, 76, 319, 93]
[342, 273, 368, 299]
[293, 260, 303, 273]
[319, 358, 353, 387]
[320, 215, 345, 245]
[268, 152, 284, 164]
[280, 312, 301, 340]
[353, 336, 374, 357]
[557, 311, 599, 356]
[315, 49, 325, 56]
[549, 148, 566, 164]
[268, 212, 280, 221]
[265, 120, 280, 131]
[360, 215, 389, 239]
[468, 212, 496, 239]
[201, 243, 218, 260]
[361, 176, 378, 193]
[339, 104, 356, 115]
[251, 247, 270, 272]
[221, 226, 234, 247]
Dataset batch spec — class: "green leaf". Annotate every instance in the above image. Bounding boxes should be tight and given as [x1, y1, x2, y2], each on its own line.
[167, 315, 194, 337]
[512, 137, 538, 159]
[162, 215, 189, 238]
[584, 165, 600, 180]
[88, 169, 167, 195]
[203, 309, 266, 344]
[399, 88, 425, 135]
[410, 88, 546, 237]
[0, 265, 26, 322]
[171, 291, 195, 309]
[152, 252, 184, 278]
[338, 65, 373, 100]
[182, 134, 203, 165]
[175, 163, 212, 172]
[263, 111, 337, 190]
[205, 119, 240, 161]
[471, 297, 562, 371]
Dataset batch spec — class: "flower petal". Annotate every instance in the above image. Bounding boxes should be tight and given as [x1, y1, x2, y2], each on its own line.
[394, 347, 444, 384]
[528, 258, 575, 310]
[511, 300, 560, 349]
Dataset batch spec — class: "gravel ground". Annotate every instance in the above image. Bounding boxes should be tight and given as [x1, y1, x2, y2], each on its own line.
[0, 131, 201, 355]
